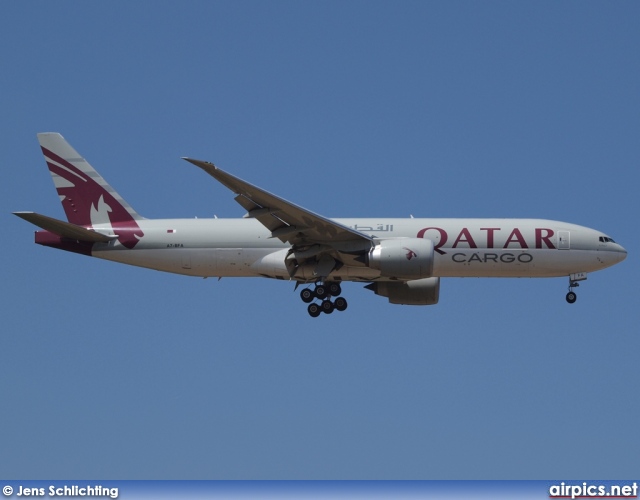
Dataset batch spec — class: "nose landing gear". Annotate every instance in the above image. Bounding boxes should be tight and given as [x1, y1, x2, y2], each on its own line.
[300, 282, 348, 317]
[566, 272, 587, 304]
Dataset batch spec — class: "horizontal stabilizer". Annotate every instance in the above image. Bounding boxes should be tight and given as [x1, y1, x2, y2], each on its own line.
[13, 212, 116, 243]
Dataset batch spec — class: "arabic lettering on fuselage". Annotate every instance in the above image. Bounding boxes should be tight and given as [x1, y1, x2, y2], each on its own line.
[353, 224, 394, 232]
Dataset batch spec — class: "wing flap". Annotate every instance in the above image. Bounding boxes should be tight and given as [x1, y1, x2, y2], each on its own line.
[233, 194, 287, 234]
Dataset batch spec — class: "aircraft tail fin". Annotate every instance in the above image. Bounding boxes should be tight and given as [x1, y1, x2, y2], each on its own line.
[38, 133, 144, 227]
[36, 133, 145, 249]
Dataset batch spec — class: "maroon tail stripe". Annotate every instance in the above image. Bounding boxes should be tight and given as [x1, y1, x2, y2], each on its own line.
[42, 146, 89, 180]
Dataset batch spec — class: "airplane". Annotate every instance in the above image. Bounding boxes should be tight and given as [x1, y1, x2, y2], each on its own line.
[15, 133, 627, 317]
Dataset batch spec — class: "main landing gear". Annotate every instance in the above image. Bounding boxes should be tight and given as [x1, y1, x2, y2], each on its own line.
[300, 282, 348, 317]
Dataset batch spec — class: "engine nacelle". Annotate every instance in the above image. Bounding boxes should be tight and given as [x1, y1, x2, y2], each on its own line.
[368, 238, 434, 279]
[365, 277, 440, 305]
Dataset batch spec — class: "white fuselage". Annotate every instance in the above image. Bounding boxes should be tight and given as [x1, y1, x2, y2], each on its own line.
[91, 217, 627, 281]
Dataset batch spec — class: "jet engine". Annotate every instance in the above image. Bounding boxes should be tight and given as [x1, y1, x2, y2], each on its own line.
[365, 277, 440, 305]
[368, 238, 434, 279]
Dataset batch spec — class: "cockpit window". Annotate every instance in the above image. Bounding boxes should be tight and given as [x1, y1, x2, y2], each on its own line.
[599, 236, 616, 243]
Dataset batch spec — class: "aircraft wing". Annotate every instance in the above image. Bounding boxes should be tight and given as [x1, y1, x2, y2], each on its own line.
[183, 158, 373, 247]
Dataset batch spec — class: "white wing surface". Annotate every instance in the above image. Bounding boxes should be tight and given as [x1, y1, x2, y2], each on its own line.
[183, 158, 372, 247]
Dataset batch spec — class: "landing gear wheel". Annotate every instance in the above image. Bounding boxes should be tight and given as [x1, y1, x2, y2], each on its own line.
[334, 297, 348, 312]
[321, 300, 335, 314]
[300, 288, 315, 303]
[315, 284, 328, 300]
[327, 282, 342, 296]
[308, 303, 321, 317]
[566, 291, 577, 304]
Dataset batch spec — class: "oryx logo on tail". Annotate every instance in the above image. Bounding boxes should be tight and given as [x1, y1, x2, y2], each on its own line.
[39, 133, 144, 249]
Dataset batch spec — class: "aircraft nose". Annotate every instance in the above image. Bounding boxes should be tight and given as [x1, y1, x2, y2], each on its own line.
[611, 243, 628, 264]
[617, 245, 628, 263]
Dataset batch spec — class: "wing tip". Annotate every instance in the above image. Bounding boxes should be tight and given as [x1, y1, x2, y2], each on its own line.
[182, 157, 217, 169]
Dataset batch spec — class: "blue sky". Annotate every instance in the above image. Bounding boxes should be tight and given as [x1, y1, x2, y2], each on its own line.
[2, 1, 639, 479]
